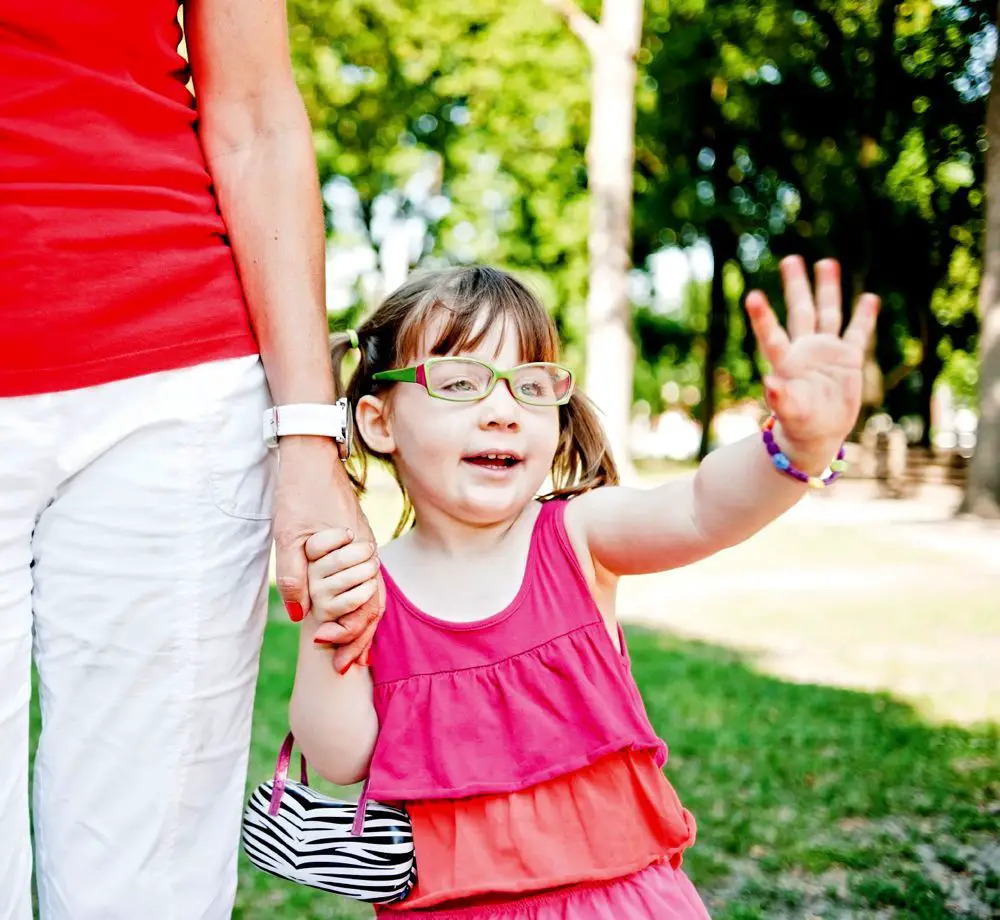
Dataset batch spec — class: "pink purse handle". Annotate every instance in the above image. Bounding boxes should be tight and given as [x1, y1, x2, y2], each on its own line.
[267, 732, 309, 816]
[267, 731, 370, 836]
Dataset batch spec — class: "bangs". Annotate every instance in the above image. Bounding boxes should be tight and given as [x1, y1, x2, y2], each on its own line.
[393, 267, 560, 366]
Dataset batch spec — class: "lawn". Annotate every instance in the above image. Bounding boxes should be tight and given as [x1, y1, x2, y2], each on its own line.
[235, 611, 1000, 919]
[232, 477, 1000, 919]
[27, 475, 1000, 918]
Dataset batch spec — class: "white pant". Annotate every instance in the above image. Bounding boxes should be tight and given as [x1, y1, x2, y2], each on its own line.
[0, 356, 275, 920]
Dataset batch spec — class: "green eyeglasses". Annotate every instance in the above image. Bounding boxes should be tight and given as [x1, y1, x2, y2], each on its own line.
[372, 357, 575, 407]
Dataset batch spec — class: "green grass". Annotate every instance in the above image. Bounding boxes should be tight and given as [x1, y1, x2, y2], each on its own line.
[27, 610, 1000, 919]
[27, 479, 1000, 917]
[226, 610, 1000, 919]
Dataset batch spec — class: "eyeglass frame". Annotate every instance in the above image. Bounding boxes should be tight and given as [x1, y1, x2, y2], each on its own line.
[371, 357, 575, 406]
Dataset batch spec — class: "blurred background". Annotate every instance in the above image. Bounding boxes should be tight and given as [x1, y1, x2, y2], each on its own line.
[236, 1, 1000, 918]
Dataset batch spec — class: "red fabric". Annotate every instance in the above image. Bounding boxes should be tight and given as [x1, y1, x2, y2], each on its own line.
[0, 0, 257, 397]
[386, 750, 697, 912]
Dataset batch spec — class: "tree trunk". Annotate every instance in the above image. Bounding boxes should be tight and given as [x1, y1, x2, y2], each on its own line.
[963, 20, 1000, 517]
[583, 0, 644, 470]
[918, 310, 944, 450]
[699, 222, 734, 459]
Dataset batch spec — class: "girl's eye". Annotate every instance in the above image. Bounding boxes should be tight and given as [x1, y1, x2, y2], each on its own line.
[516, 372, 555, 399]
[518, 381, 546, 397]
[441, 376, 479, 392]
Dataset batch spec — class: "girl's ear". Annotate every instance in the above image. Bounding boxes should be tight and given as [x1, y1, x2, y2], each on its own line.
[356, 394, 395, 454]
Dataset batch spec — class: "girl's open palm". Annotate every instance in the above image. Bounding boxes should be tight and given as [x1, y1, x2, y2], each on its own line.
[745, 256, 880, 455]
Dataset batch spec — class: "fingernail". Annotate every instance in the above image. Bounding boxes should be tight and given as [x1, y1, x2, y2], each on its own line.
[337, 661, 352, 676]
[285, 601, 304, 622]
[313, 636, 329, 646]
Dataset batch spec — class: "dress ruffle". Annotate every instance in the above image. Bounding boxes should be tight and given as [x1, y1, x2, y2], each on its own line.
[383, 749, 696, 912]
[379, 861, 711, 919]
[369, 621, 667, 802]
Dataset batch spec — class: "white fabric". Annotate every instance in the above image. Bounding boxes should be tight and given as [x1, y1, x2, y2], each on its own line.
[0, 356, 275, 920]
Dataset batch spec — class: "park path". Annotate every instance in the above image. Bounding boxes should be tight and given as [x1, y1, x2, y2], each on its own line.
[615, 480, 1000, 726]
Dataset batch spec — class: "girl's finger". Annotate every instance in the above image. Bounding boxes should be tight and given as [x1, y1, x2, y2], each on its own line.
[814, 259, 842, 335]
[842, 293, 881, 350]
[304, 527, 356, 562]
[313, 577, 379, 623]
[780, 255, 816, 340]
[312, 557, 381, 597]
[745, 290, 791, 369]
[308, 541, 377, 580]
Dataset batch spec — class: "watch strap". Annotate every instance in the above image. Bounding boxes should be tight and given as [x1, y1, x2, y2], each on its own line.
[263, 400, 350, 453]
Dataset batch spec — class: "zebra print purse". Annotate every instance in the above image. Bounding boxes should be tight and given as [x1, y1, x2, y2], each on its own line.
[241, 732, 417, 904]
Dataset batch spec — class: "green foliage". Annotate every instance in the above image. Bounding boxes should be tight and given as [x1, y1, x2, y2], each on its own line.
[288, 0, 993, 429]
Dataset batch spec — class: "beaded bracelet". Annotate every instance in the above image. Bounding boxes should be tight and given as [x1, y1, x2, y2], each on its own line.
[761, 414, 848, 489]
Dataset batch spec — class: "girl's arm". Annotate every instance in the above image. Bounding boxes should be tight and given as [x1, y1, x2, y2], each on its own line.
[566, 257, 880, 578]
[289, 531, 382, 784]
[184, 0, 381, 669]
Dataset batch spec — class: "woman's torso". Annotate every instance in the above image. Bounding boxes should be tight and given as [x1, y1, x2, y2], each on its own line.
[367, 500, 696, 912]
[0, 0, 257, 397]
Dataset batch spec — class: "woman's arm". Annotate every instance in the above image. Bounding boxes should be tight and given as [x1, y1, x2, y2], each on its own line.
[566, 257, 880, 578]
[184, 0, 382, 668]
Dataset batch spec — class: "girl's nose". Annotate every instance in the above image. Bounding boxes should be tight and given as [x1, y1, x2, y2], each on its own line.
[478, 380, 521, 429]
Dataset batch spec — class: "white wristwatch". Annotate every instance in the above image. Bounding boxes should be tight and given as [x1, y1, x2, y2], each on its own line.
[262, 399, 353, 459]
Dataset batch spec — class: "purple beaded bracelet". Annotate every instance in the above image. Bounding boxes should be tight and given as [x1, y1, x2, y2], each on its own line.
[761, 415, 847, 489]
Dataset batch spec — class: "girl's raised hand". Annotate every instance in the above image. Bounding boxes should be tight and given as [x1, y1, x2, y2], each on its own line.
[745, 256, 880, 464]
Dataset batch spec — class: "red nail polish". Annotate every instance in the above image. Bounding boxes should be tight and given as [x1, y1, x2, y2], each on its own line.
[285, 601, 303, 622]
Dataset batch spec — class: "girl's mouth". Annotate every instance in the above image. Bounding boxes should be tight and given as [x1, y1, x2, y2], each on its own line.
[463, 452, 523, 471]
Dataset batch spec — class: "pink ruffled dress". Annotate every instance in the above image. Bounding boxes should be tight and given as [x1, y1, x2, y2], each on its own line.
[366, 500, 711, 919]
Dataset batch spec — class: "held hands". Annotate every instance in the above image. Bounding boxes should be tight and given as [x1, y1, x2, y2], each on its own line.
[305, 529, 382, 671]
[273, 437, 384, 672]
[745, 256, 880, 471]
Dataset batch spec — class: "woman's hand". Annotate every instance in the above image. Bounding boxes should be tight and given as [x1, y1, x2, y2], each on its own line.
[745, 256, 880, 471]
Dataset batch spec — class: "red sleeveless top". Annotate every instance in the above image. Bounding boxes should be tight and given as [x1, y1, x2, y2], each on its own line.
[0, 0, 257, 396]
[368, 500, 696, 911]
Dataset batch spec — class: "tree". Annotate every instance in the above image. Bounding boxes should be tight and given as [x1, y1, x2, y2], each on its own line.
[964, 6, 1000, 517]
[633, 0, 988, 449]
[544, 0, 645, 468]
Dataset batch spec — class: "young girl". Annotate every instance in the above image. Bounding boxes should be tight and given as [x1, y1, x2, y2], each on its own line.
[290, 260, 878, 918]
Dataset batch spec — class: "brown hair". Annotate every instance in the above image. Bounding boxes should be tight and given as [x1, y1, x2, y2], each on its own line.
[331, 266, 619, 536]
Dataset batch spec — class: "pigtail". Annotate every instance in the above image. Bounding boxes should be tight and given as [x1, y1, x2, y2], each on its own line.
[545, 390, 620, 500]
[329, 330, 368, 495]
[331, 327, 415, 536]
[328, 331, 355, 400]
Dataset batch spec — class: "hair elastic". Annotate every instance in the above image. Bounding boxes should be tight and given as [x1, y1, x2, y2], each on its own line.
[346, 329, 360, 350]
